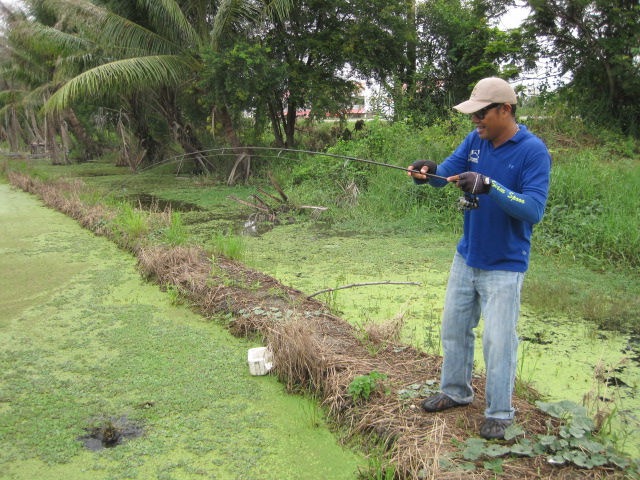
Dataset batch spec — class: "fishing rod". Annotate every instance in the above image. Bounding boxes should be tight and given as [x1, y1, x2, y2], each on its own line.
[102, 146, 480, 212]
[201, 146, 452, 182]
[102, 146, 451, 198]
[139, 146, 450, 181]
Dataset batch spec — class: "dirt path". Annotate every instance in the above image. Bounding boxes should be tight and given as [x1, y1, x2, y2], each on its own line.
[0, 183, 364, 479]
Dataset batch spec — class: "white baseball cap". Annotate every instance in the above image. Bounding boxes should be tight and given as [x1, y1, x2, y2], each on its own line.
[453, 77, 517, 114]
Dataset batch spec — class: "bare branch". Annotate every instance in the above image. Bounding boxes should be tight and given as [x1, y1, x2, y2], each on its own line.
[306, 281, 421, 299]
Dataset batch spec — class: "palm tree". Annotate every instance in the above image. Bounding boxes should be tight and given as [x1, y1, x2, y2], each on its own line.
[38, 0, 295, 177]
[0, 1, 102, 161]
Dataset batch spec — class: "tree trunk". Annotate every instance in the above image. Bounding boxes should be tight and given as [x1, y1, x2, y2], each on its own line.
[267, 100, 285, 148]
[157, 89, 210, 174]
[405, 0, 417, 85]
[45, 114, 61, 165]
[284, 99, 297, 147]
[214, 104, 254, 184]
[8, 106, 23, 152]
[28, 109, 44, 145]
[66, 108, 101, 161]
[126, 94, 164, 166]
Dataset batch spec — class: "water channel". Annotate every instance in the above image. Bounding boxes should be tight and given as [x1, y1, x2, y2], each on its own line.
[118, 189, 640, 458]
[0, 184, 364, 479]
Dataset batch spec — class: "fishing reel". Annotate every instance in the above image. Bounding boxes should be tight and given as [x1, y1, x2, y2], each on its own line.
[458, 194, 479, 211]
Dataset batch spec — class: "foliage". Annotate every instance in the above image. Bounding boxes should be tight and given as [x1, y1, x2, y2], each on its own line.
[443, 401, 640, 476]
[397, 0, 538, 125]
[280, 116, 469, 233]
[111, 202, 150, 246]
[261, 0, 367, 146]
[524, 0, 640, 136]
[198, 42, 286, 127]
[348, 371, 388, 402]
[535, 149, 640, 269]
[395, 380, 439, 401]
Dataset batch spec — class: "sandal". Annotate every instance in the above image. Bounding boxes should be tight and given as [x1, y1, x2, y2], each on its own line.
[421, 392, 464, 412]
[480, 418, 512, 439]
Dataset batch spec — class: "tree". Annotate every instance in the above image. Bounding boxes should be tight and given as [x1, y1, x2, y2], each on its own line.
[524, 0, 640, 135]
[343, 0, 423, 121]
[263, 0, 362, 146]
[0, 1, 112, 161]
[37, 0, 295, 176]
[408, 0, 538, 124]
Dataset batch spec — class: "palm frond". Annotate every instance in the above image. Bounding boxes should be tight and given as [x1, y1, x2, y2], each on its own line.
[135, 0, 202, 48]
[21, 84, 51, 110]
[260, 0, 294, 23]
[210, 0, 261, 51]
[43, 0, 184, 57]
[7, 19, 93, 57]
[53, 51, 102, 82]
[0, 89, 28, 105]
[0, 52, 50, 87]
[43, 55, 196, 113]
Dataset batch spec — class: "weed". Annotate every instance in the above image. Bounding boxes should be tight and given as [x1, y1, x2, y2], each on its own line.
[210, 231, 246, 260]
[112, 202, 150, 245]
[359, 452, 396, 480]
[514, 342, 542, 402]
[166, 284, 183, 306]
[348, 371, 389, 402]
[298, 394, 322, 428]
[444, 401, 640, 476]
[162, 212, 189, 246]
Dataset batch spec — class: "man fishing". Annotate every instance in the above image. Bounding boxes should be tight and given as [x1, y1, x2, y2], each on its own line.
[408, 77, 551, 439]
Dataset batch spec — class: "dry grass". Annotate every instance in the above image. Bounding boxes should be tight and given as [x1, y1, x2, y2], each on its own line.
[6, 171, 630, 480]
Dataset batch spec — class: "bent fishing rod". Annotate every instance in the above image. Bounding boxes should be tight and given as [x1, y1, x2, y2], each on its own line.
[198, 147, 478, 210]
[102, 146, 454, 202]
[221, 146, 451, 181]
[147, 146, 450, 181]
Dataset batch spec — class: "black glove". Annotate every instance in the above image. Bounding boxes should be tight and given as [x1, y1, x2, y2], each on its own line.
[456, 172, 492, 194]
[409, 159, 438, 176]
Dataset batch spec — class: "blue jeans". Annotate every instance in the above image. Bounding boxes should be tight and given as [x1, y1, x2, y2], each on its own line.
[440, 252, 524, 420]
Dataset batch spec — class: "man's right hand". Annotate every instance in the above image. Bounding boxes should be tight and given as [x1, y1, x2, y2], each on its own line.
[408, 159, 438, 179]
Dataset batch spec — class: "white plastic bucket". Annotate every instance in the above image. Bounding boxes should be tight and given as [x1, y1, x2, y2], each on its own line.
[247, 346, 273, 376]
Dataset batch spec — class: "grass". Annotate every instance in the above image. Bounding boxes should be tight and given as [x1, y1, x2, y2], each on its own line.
[161, 211, 189, 246]
[111, 201, 150, 246]
[209, 230, 247, 260]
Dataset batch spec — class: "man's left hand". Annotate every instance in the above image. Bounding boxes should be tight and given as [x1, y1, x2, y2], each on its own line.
[448, 172, 492, 194]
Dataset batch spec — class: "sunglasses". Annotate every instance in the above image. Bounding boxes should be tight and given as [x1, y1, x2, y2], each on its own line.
[473, 103, 502, 120]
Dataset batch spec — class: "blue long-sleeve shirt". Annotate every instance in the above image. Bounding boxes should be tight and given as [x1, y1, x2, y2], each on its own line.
[421, 124, 551, 272]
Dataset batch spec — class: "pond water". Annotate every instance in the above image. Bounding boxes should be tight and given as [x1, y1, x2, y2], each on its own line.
[0, 184, 364, 479]
[244, 223, 640, 458]
[121, 189, 639, 457]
